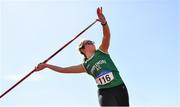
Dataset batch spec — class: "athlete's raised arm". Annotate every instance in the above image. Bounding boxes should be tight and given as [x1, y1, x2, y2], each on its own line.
[97, 7, 110, 53]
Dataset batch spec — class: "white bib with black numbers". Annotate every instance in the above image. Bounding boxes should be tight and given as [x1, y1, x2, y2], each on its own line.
[95, 70, 114, 85]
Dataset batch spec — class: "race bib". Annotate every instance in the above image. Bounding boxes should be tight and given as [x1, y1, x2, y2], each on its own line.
[95, 70, 114, 85]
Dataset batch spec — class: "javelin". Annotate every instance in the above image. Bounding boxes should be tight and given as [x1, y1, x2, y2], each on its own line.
[0, 19, 98, 99]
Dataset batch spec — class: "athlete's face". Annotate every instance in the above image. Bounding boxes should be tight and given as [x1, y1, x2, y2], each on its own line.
[84, 43, 96, 52]
[80, 41, 96, 54]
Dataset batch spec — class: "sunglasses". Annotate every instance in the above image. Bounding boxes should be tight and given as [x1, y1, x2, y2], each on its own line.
[84, 41, 94, 45]
[79, 40, 95, 49]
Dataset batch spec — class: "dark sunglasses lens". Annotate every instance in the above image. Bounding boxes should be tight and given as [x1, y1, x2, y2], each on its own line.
[86, 41, 94, 45]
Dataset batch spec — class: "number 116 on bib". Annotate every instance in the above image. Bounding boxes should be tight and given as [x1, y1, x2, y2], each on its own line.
[96, 72, 114, 85]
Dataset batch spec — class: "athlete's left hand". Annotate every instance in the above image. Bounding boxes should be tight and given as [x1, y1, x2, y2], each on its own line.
[97, 7, 107, 25]
[35, 63, 48, 72]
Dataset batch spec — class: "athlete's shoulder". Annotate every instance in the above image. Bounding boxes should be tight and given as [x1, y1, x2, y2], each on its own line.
[97, 48, 109, 55]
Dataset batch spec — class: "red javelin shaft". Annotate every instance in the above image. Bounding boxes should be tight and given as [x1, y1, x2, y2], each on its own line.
[0, 19, 98, 99]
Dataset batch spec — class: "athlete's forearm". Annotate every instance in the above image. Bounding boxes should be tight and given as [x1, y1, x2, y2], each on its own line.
[102, 23, 110, 40]
[46, 64, 85, 73]
[46, 64, 64, 73]
[100, 23, 111, 52]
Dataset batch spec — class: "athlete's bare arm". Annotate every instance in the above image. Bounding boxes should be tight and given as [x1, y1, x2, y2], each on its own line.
[99, 24, 110, 53]
[35, 63, 86, 73]
[97, 7, 111, 53]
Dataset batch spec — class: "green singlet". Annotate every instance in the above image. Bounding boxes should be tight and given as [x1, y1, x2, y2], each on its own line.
[83, 49, 124, 89]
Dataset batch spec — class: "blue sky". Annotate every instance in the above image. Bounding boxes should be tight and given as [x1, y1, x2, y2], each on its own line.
[0, 0, 179, 106]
